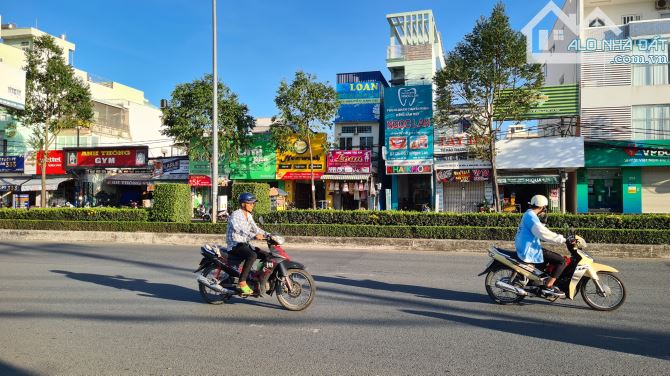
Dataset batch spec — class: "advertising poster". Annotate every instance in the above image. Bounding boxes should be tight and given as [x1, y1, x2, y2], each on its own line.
[64, 146, 148, 168]
[384, 85, 433, 173]
[23, 150, 67, 175]
[276, 133, 326, 180]
[334, 82, 381, 123]
[229, 133, 277, 180]
[436, 169, 491, 183]
[327, 150, 371, 174]
[0, 156, 24, 172]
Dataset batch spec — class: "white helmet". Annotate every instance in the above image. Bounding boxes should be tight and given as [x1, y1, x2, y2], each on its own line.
[530, 195, 549, 208]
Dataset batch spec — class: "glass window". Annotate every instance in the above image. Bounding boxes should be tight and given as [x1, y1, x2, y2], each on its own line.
[632, 43, 669, 86]
[360, 137, 374, 150]
[339, 137, 353, 150]
[357, 126, 372, 134]
[341, 126, 355, 134]
[632, 104, 670, 140]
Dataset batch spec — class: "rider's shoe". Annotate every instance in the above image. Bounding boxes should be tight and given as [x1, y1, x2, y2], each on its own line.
[239, 282, 253, 296]
[541, 285, 566, 298]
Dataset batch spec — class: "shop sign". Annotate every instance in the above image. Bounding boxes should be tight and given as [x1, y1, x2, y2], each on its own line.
[384, 85, 434, 167]
[229, 133, 277, 180]
[63, 146, 148, 168]
[327, 150, 371, 174]
[385, 164, 433, 175]
[495, 84, 579, 120]
[586, 141, 670, 167]
[23, 151, 67, 175]
[434, 159, 492, 170]
[498, 175, 559, 185]
[276, 133, 326, 180]
[0, 62, 26, 110]
[0, 156, 24, 172]
[335, 81, 381, 123]
[434, 133, 488, 155]
[437, 169, 491, 183]
[188, 175, 211, 187]
[152, 158, 188, 178]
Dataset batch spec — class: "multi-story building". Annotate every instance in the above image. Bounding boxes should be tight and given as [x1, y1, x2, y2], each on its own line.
[544, 0, 670, 213]
[384, 10, 445, 211]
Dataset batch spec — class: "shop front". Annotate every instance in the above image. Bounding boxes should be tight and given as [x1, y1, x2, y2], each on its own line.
[322, 150, 374, 210]
[496, 137, 584, 213]
[20, 151, 74, 207]
[229, 132, 278, 201]
[384, 85, 434, 211]
[276, 133, 326, 209]
[579, 140, 670, 213]
[434, 159, 493, 213]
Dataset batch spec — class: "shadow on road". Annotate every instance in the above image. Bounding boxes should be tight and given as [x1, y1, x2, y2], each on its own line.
[0, 360, 39, 376]
[403, 309, 670, 361]
[51, 270, 201, 303]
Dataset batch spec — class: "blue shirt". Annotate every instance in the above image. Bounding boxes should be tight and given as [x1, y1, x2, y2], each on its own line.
[515, 210, 545, 263]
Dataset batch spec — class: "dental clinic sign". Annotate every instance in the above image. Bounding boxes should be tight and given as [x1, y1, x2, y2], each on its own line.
[384, 85, 433, 174]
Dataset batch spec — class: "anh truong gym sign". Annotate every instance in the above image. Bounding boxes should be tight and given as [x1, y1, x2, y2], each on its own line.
[64, 146, 149, 168]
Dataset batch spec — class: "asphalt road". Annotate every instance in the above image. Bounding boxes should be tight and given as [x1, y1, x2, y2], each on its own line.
[0, 241, 668, 376]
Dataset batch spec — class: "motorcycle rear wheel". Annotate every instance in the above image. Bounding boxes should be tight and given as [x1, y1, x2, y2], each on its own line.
[276, 269, 316, 311]
[198, 266, 232, 305]
[581, 272, 626, 311]
[485, 266, 526, 304]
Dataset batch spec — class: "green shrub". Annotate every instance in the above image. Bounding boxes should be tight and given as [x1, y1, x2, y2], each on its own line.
[149, 183, 192, 223]
[230, 182, 271, 214]
[0, 208, 148, 221]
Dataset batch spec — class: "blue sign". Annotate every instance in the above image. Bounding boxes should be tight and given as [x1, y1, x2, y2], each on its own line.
[384, 85, 433, 162]
[335, 82, 381, 123]
[0, 156, 24, 172]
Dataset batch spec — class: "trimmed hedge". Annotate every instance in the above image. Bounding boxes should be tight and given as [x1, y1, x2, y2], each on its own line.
[231, 182, 271, 214]
[262, 210, 670, 230]
[150, 183, 192, 223]
[0, 208, 149, 222]
[1, 220, 669, 244]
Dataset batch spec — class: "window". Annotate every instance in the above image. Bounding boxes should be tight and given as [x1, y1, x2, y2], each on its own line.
[632, 105, 670, 140]
[359, 137, 374, 150]
[339, 137, 353, 150]
[632, 42, 669, 86]
[357, 126, 372, 134]
[341, 126, 356, 134]
[589, 18, 605, 27]
[622, 15, 641, 25]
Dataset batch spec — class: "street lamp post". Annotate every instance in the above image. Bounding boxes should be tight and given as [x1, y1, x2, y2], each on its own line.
[211, 0, 219, 224]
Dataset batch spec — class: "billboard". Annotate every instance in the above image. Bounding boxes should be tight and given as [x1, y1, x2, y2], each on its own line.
[64, 146, 148, 168]
[0, 62, 26, 110]
[23, 150, 67, 175]
[276, 133, 326, 180]
[384, 85, 433, 172]
[229, 133, 277, 180]
[495, 84, 579, 120]
[0, 156, 24, 172]
[334, 82, 381, 123]
[327, 150, 371, 174]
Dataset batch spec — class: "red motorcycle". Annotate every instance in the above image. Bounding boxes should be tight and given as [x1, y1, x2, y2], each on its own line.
[194, 234, 316, 311]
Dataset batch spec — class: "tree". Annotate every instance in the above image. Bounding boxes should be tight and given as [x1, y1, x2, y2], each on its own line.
[161, 74, 254, 163]
[11, 35, 94, 207]
[433, 2, 543, 212]
[270, 71, 339, 209]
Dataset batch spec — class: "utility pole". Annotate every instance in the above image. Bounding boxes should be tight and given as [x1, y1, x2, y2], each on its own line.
[211, 0, 218, 223]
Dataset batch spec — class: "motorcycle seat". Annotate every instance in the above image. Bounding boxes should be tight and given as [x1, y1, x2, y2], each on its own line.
[494, 247, 525, 262]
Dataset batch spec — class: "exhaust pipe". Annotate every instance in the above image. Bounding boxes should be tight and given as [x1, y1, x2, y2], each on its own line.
[495, 281, 528, 296]
[197, 275, 233, 294]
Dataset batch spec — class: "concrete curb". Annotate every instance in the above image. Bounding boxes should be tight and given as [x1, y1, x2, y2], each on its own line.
[1, 229, 668, 258]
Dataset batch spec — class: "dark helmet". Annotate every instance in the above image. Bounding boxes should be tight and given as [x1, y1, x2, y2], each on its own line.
[238, 192, 257, 204]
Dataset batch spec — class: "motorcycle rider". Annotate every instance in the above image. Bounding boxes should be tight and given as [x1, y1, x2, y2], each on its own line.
[226, 192, 268, 296]
[514, 194, 569, 297]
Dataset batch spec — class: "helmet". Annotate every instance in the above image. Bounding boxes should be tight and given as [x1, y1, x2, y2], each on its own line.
[574, 235, 587, 249]
[238, 192, 257, 204]
[530, 195, 549, 208]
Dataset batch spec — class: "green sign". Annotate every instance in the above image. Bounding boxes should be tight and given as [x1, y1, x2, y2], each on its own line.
[496, 84, 579, 120]
[229, 134, 276, 180]
[498, 175, 559, 185]
[586, 140, 670, 167]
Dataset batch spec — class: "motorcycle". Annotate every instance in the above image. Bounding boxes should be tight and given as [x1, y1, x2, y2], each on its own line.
[479, 234, 626, 311]
[194, 234, 316, 311]
[194, 205, 228, 222]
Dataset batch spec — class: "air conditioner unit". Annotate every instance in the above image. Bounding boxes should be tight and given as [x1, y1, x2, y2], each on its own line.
[656, 0, 668, 10]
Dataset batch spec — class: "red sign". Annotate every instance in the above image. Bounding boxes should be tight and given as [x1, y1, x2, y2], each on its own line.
[386, 165, 432, 174]
[327, 150, 371, 174]
[23, 150, 66, 175]
[437, 169, 491, 183]
[188, 175, 212, 187]
[277, 171, 324, 180]
[63, 146, 148, 168]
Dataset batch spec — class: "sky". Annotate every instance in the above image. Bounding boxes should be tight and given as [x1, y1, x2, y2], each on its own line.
[1, 0, 561, 119]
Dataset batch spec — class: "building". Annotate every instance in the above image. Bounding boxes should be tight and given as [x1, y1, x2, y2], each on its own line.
[384, 10, 446, 211]
[543, 0, 670, 213]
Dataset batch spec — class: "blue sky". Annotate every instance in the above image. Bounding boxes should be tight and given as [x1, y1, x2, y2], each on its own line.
[2, 0, 560, 118]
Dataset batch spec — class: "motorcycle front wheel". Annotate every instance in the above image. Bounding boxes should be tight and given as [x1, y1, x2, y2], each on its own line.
[198, 266, 232, 305]
[485, 266, 526, 304]
[581, 272, 626, 311]
[276, 269, 316, 311]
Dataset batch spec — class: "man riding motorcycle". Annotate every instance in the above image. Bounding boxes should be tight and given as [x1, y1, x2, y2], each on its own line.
[226, 192, 268, 296]
[515, 195, 571, 298]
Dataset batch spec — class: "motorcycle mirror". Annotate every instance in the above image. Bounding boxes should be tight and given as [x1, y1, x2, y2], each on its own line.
[258, 216, 265, 225]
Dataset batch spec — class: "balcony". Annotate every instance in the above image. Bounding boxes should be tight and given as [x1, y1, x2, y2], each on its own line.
[584, 18, 670, 40]
[386, 44, 432, 62]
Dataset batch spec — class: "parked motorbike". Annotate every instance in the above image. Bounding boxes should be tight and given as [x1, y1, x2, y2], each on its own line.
[194, 205, 228, 222]
[479, 234, 626, 311]
[194, 234, 316, 311]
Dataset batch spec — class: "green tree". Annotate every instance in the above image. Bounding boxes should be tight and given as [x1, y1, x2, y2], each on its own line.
[433, 2, 543, 211]
[270, 71, 339, 209]
[10, 35, 94, 207]
[161, 74, 254, 163]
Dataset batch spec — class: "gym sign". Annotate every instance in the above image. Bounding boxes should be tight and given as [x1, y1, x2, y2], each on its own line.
[64, 146, 149, 168]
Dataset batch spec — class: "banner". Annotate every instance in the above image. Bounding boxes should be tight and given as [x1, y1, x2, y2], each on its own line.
[0, 156, 24, 172]
[229, 133, 277, 180]
[276, 133, 326, 180]
[437, 169, 491, 183]
[64, 146, 148, 168]
[334, 82, 382, 123]
[0, 62, 26, 110]
[495, 84, 579, 120]
[152, 158, 188, 178]
[188, 175, 211, 187]
[384, 85, 433, 172]
[23, 150, 67, 175]
[327, 150, 371, 174]
[585, 140, 670, 167]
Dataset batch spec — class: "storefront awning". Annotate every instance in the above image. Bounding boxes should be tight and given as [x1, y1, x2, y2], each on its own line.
[497, 137, 584, 170]
[105, 173, 153, 186]
[20, 177, 73, 191]
[320, 174, 370, 181]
